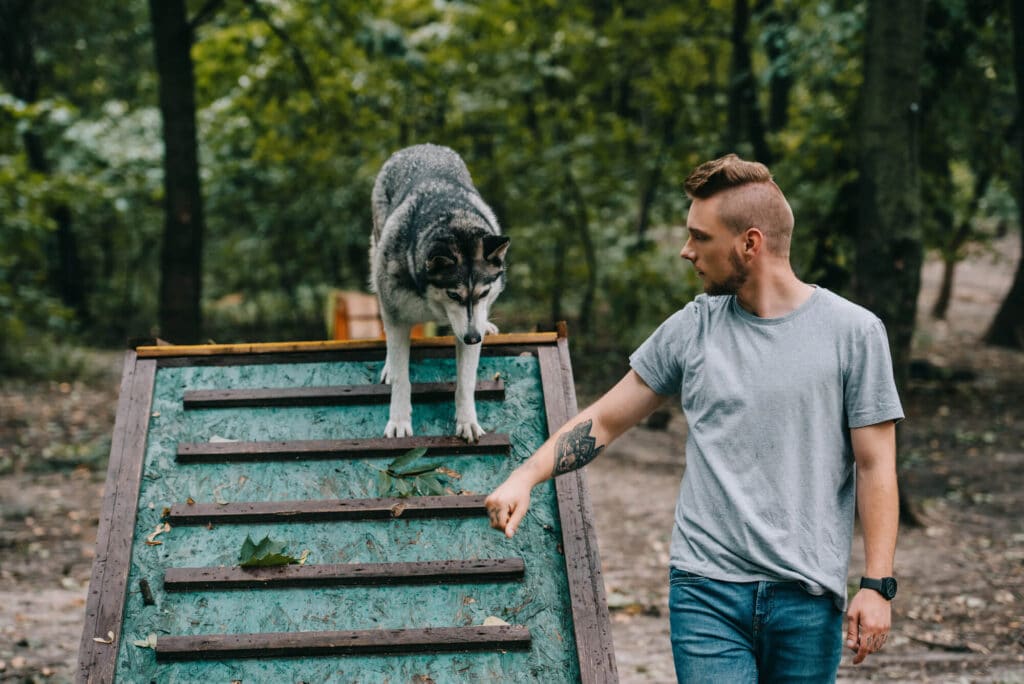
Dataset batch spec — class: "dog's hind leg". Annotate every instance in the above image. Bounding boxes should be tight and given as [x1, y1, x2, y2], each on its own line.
[381, 319, 414, 438]
[454, 338, 485, 442]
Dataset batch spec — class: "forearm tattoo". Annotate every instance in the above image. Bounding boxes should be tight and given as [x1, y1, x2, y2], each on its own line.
[552, 419, 605, 476]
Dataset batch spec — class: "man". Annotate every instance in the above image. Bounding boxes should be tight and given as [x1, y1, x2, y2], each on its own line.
[485, 154, 903, 681]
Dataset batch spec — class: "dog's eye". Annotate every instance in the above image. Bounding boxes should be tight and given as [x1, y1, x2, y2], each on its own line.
[479, 288, 490, 299]
[446, 291, 462, 303]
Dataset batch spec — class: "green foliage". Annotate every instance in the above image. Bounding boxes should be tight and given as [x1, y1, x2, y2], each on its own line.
[237, 533, 302, 568]
[0, 0, 1016, 380]
[378, 447, 452, 498]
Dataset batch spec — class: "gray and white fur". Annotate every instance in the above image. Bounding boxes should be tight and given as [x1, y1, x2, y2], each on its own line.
[370, 144, 509, 441]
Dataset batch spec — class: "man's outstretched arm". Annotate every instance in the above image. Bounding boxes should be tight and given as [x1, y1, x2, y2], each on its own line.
[485, 370, 666, 537]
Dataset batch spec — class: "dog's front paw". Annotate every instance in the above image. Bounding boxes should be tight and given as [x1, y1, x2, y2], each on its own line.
[455, 420, 485, 443]
[483, 322, 499, 336]
[384, 419, 414, 439]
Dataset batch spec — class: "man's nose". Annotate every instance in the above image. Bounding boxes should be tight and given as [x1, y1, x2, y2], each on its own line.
[680, 239, 695, 261]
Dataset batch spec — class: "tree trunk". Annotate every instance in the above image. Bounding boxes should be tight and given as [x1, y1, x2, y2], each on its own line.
[932, 172, 989, 320]
[727, 0, 772, 163]
[855, 0, 926, 526]
[854, 0, 925, 394]
[565, 168, 597, 335]
[150, 0, 205, 344]
[755, 1, 793, 132]
[984, 0, 1024, 349]
[0, 1, 87, 321]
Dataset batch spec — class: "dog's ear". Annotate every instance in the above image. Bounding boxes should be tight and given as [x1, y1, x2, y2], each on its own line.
[426, 254, 456, 272]
[483, 236, 510, 265]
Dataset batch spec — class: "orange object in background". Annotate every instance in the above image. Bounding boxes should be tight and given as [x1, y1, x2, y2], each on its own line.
[330, 291, 427, 340]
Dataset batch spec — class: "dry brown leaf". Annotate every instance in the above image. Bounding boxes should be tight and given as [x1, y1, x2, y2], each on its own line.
[92, 630, 114, 644]
[390, 502, 407, 518]
[436, 466, 462, 480]
[145, 522, 171, 546]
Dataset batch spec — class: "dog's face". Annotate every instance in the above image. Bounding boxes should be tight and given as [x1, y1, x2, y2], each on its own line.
[424, 234, 509, 345]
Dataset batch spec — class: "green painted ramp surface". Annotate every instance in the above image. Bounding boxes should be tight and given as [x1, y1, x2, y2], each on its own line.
[77, 337, 616, 683]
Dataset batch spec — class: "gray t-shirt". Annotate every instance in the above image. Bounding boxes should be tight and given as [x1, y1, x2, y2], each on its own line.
[629, 288, 903, 609]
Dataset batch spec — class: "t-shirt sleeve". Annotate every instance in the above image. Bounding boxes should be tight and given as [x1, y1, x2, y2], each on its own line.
[845, 319, 905, 428]
[628, 306, 691, 396]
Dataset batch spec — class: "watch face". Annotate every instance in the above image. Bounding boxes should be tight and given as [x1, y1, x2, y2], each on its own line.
[881, 577, 898, 598]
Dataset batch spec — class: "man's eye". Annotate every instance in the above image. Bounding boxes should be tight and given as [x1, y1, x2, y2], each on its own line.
[446, 291, 462, 302]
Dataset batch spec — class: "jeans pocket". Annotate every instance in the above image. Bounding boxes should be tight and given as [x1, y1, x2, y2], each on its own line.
[669, 567, 709, 586]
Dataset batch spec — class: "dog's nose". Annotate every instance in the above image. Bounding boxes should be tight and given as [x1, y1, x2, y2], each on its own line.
[463, 331, 482, 345]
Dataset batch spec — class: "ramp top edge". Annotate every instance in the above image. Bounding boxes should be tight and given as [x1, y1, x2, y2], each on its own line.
[135, 332, 562, 358]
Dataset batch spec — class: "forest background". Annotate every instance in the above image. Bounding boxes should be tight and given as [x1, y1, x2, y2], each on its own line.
[1, 0, 1022, 387]
[2, 1, 1024, 681]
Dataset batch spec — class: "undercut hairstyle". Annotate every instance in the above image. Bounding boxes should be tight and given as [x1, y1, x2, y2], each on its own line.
[684, 153, 795, 256]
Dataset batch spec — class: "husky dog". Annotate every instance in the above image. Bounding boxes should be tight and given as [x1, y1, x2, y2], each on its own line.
[370, 144, 510, 442]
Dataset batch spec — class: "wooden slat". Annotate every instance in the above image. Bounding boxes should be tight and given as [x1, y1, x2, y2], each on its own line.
[167, 494, 488, 525]
[136, 332, 558, 358]
[164, 557, 525, 591]
[538, 342, 619, 684]
[183, 379, 504, 409]
[176, 432, 510, 463]
[155, 625, 531, 661]
[77, 354, 157, 684]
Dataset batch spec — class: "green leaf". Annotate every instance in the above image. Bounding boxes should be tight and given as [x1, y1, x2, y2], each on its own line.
[238, 534, 299, 567]
[394, 460, 444, 477]
[389, 446, 428, 473]
[417, 472, 446, 496]
[239, 534, 257, 561]
[378, 469, 393, 495]
[394, 477, 413, 498]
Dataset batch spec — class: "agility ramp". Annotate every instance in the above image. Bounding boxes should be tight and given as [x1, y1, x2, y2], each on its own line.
[77, 332, 617, 682]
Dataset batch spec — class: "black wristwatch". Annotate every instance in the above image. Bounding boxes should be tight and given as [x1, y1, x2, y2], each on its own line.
[860, 576, 898, 600]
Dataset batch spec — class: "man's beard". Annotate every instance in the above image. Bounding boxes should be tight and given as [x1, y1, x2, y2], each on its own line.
[704, 250, 749, 296]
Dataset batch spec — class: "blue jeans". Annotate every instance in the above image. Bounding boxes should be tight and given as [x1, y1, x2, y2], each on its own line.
[669, 567, 843, 683]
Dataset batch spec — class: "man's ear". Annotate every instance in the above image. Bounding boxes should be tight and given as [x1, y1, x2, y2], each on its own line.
[483, 235, 510, 265]
[742, 228, 763, 258]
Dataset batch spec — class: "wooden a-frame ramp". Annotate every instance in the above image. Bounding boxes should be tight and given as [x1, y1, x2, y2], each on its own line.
[77, 331, 617, 682]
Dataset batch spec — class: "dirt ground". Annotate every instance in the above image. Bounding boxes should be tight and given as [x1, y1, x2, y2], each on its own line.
[1, 234, 1022, 683]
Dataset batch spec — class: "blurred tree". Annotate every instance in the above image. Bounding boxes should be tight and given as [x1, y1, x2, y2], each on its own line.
[919, 0, 1013, 320]
[726, 0, 771, 164]
[854, 0, 926, 395]
[149, 0, 206, 343]
[0, 0, 84, 320]
[985, 0, 1024, 349]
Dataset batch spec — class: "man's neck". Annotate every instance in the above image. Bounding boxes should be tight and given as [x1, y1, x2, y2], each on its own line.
[735, 266, 814, 318]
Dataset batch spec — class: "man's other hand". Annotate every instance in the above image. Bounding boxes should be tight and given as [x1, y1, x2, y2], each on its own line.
[845, 589, 892, 664]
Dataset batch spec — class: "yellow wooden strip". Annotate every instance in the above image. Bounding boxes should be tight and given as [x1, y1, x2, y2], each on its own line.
[135, 332, 559, 358]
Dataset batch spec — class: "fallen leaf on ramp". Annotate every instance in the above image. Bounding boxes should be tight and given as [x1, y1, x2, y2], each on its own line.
[145, 522, 171, 546]
[133, 634, 157, 649]
[92, 631, 115, 644]
[483, 616, 509, 627]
